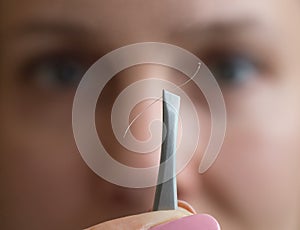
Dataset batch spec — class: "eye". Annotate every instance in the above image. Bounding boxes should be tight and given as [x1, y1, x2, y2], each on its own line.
[24, 55, 88, 90]
[207, 55, 260, 86]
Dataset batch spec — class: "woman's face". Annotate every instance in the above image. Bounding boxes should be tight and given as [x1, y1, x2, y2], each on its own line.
[1, 0, 300, 229]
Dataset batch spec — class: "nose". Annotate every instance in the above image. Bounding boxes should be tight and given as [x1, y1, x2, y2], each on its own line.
[95, 63, 189, 168]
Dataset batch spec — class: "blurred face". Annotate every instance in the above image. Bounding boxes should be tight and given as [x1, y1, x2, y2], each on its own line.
[1, 0, 300, 229]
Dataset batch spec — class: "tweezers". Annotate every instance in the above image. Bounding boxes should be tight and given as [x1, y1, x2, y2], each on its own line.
[153, 90, 180, 211]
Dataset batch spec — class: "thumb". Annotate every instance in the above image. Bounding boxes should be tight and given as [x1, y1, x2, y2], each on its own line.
[85, 209, 192, 230]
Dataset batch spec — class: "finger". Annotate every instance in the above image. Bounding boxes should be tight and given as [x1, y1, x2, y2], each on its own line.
[86, 209, 191, 230]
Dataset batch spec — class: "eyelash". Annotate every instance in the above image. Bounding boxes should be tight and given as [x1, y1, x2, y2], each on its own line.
[205, 53, 262, 86]
[20, 52, 92, 90]
[19, 49, 263, 91]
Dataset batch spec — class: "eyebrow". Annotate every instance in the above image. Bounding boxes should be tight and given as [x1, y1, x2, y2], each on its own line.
[9, 17, 267, 44]
[175, 17, 266, 37]
[9, 20, 91, 39]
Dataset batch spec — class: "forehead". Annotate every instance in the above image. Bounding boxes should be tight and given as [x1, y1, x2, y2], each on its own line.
[2, 0, 299, 52]
[2, 0, 283, 30]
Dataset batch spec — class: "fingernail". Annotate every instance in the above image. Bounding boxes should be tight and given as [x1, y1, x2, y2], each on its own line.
[150, 214, 220, 230]
[178, 200, 197, 214]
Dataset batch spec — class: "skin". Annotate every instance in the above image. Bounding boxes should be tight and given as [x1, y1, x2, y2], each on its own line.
[1, 0, 300, 229]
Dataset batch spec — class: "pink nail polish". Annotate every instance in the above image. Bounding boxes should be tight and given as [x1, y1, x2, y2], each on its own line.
[151, 214, 220, 230]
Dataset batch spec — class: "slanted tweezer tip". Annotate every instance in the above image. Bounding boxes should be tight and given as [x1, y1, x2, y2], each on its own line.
[163, 89, 180, 99]
[162, 90, 180, 109]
